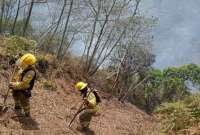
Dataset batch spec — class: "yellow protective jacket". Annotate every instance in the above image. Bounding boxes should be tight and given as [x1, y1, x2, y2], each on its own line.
[84, 89, 99, 112]
[12, 66, 36, 90]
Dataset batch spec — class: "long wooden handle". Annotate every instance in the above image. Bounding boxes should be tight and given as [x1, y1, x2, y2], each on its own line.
[68, 102, 85, 127]
[68, 90, 93, 127]
[3, 66, 16, 105]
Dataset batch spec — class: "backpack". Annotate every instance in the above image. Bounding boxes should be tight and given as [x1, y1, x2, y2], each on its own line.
[21, 67, 36, 97]
[92, 89, 101, 104]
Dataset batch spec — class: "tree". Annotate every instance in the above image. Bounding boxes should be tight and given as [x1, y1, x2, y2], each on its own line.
[80, 0, 141, 75]
[0, 0, 5, 33]
[23, 0, 34, 36]
[12, 0, 21, 34]
[57, 0, 74, 59]
[142, 64, 200, 112]
[111, 44, 155, 101]
[44, 0, 67, 52]
[108, 15, 156, 102]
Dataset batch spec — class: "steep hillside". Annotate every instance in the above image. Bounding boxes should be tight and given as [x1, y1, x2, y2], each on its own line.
[0, 36, 162, 135]
[155, 94, 200, 135]
[0, 77, 162, 135]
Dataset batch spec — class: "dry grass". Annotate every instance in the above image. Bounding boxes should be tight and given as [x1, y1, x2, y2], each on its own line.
[155, 94, 200, 135]
[0, 36, 163, 135]
[0, 77, 162, 135]
[0, 85, 162, 133]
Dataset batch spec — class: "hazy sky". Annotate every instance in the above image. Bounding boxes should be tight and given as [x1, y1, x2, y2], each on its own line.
[140, 0, 200, 69]
[31, 0, 200, 69]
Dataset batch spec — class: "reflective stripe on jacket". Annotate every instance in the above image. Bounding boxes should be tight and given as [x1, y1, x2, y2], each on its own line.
[85, 89, 99, 112]
[12, 66, 36, 90]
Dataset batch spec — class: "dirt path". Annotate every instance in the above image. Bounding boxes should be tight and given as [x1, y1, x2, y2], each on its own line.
[0, 79, 162, 135]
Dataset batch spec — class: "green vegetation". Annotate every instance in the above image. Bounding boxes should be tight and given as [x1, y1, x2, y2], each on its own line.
[155, 94, 200, 133]
[146, 65, 200, 134]
[103, 63, 200, 113]
[43, 80, 57, 91]
[144, 64, 200, 111]
[0, 36, 37, 57]
[36, 55, 50, 73]
[1, 18, 33, 36]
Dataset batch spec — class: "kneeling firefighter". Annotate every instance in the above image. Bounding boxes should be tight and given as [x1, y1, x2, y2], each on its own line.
[9, 53, 37, 117]
[75, 82, 101, 131]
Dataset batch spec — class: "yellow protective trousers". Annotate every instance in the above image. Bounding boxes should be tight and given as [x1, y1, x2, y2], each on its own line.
[12, 91, 30, 114]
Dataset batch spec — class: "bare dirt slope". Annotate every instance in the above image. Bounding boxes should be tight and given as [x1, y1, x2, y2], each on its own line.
[0, 76, 162, 135]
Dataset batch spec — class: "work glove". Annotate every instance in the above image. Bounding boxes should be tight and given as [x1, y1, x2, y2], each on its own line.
[9, 82, 15, 89]
[83, 98, 89, 106]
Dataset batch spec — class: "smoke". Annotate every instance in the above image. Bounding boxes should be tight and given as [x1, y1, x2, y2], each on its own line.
[185, 80, 199, 94]
[19, 0, 200, 70]
[140, 0, 200, 69]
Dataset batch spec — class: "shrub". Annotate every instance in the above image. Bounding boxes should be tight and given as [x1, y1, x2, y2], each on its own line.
[155, 94, 200, 133]
[142, 64, 200, 112]
[36, 55, 49, 73]
[43, 80, 57, 91]
[0, 36, 37, 57]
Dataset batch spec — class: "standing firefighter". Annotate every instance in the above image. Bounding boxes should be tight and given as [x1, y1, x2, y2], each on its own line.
[9, 53, 37, 117]
[75, 82, 101, 131]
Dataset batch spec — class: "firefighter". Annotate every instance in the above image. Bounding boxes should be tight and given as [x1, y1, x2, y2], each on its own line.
[75, 81, 101, 131]
[9, 53, 37, 117]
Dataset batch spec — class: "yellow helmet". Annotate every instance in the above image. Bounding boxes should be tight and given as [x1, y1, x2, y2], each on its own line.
[75, 82, 88, 91]
[17, 53, 36, 68]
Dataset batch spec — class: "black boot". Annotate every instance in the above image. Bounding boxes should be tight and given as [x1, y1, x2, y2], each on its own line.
[24, 112, 30, 117]
[77, 126, 89, 132]
[14, 106, 22, 114]
[14, 106, 22, 110]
